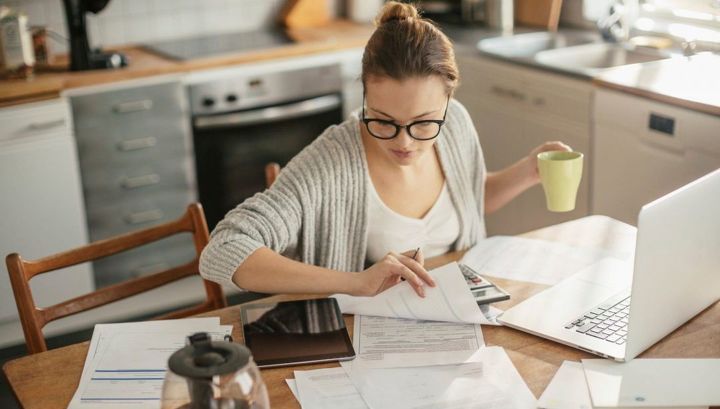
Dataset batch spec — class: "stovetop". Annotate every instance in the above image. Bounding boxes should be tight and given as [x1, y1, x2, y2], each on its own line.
[143, 30, 295, 61]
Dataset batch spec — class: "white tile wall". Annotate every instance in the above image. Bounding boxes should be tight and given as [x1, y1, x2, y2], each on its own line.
[0, 0, 339, 54]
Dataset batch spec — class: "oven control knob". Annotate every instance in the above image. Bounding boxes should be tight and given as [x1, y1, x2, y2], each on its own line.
[226, 94, 238, 103]
[201, 97, 215, 108]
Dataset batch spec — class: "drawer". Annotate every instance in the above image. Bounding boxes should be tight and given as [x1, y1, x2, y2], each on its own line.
[524, 75, 592, 125]
[82, 158, 195, 209]
[92, 234, 197, 288]
[74, 119, 191, 169]
[71, 81, 186, 129]
[594, 89, 720, 156]
[86, 189, 195, 240]
[0, 99, 71, 143]
[459, 57, 529, 107]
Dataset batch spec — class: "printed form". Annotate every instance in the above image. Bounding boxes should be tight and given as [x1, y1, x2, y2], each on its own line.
[68, 318, 232, 408]
[353, 315, 485, 368]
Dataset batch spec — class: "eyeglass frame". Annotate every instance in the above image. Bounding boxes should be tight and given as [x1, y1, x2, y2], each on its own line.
[361, 93, 450, 141]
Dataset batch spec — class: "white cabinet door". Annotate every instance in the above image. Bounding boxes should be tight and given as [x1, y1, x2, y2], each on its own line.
[0, 99, 94, 324]
[456, 54, 592, 235]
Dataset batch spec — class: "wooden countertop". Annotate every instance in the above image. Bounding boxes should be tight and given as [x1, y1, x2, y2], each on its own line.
[0, 20, 374, 108]
[592, 53, 720, 117]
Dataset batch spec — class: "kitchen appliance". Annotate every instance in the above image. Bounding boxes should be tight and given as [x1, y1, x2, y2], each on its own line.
[162, 332, 269, 409]
[190, 63, 344, 228]
[62, 0, 128, 70]
[144, 30, 295, 61]
[0, 99, 95, 325]
[413, 0, 487, 24]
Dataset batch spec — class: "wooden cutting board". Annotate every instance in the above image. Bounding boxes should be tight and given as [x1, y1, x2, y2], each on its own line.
[515, 0, 563, 31]
[280, 0, 331, 29]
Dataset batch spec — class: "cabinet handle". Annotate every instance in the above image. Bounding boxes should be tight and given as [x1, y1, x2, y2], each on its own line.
[491, 85, 526, 101]
[125, 209, 164, 225]
[113, 99, 153, 114]
[117, 137, 157, 151]
[121, 173, 161, 189]
[27, 119, 65, 131]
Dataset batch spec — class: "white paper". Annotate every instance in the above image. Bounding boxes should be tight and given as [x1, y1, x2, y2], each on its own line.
[352, 315, 485, 368]
[538, 361, 593, 409]
[461, 236, 620, 286]
[343, 346, 536, 409]
[68, 318, 231, 408]
[286, 379, 300, 401]
[334, 262, 493, 324]
[294, 367, 368, 409]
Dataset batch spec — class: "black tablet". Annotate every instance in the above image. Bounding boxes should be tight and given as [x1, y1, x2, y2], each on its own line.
[240, 298, 355, 368]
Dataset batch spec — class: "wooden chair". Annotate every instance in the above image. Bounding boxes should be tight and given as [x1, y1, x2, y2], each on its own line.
[5, 203, 226, 354]
[265, 162, 281, 187]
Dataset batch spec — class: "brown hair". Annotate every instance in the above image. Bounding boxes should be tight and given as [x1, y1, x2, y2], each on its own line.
[362, 1, 459, 94]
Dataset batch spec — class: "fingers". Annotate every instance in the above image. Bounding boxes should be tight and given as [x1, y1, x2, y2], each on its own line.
[394, 251, 435, 287]
[400, 247, 425, 266]
[543, 140, 572, 152]
[394, 264, 426, 297]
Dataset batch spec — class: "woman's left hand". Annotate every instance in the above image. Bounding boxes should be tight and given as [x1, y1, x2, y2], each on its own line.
[524, 141, 573, 185]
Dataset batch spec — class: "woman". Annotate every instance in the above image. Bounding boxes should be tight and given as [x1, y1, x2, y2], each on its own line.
[199, 2, 570, 298]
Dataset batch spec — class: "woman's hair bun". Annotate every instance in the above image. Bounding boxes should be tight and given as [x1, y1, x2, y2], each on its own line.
[375, 1, 420, 26]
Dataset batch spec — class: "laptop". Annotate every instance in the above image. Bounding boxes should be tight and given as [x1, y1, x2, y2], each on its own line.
[498, 169, 720, 361]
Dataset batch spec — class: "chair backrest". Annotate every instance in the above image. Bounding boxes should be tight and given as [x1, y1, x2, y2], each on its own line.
[5, 203, 226, 354]
[265, 162, 281, 188]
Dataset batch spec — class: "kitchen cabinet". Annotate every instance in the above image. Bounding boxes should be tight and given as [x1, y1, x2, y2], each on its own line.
[68, 78, 197, 288]
[338, 48, 364, 117]
[455, 54, 592, 235]
[0, 99, 95, 324]
[593, 89, 720, 225]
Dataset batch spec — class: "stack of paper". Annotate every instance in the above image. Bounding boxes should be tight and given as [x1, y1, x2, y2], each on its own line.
[288, 346, 536, 409]
[334, 262, 501, 325]
[68, 317, 232, 408]
[289, 297, 535, 409]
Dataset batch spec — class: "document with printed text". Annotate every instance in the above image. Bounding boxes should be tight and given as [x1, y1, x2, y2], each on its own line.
[352, 315, 485, 368]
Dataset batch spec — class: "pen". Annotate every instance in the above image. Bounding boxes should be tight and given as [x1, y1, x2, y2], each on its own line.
[401, 248, 421, 282]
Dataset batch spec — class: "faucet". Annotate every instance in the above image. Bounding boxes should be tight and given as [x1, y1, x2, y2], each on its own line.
[597, 3, 626, 43]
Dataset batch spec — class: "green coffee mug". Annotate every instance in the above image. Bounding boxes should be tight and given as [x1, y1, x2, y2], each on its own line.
[537, 151, 583, 212]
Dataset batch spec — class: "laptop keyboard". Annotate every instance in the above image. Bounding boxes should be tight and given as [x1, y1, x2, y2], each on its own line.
[564, 293, 631, 345]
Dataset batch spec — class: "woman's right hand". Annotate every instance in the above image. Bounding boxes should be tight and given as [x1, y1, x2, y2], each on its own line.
[351, 249, 436, 297]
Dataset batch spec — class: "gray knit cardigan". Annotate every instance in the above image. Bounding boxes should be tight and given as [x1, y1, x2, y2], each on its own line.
[199, 99, 487, 289]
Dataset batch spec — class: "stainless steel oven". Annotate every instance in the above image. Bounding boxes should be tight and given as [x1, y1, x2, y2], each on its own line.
[189, 64, 344, 228]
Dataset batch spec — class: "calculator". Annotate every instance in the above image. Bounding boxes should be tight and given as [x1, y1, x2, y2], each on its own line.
[459, 263, 511, 306]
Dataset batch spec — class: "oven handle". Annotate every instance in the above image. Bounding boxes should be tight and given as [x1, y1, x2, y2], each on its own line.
[193, 94, 342, 130]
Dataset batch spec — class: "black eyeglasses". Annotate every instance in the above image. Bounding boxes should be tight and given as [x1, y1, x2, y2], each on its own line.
[362, 95, 450, 141]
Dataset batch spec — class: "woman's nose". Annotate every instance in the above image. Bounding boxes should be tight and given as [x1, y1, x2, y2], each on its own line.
[396, 126, 414, 146]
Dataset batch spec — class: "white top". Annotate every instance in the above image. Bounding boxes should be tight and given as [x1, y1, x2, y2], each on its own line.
[365, 178, 461, 264]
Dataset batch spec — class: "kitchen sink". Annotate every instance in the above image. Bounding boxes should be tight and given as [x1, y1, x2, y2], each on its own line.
[478, 31, 601, 59]
[534, 43, 672, 75]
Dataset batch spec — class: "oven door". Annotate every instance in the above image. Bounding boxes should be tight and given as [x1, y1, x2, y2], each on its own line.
[193, 93, 344, 228]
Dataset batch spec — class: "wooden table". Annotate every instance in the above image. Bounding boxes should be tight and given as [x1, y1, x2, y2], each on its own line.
[4, 216, 720, 408]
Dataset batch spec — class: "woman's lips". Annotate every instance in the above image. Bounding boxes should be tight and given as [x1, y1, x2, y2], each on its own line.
[391, 149, 413, 159]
